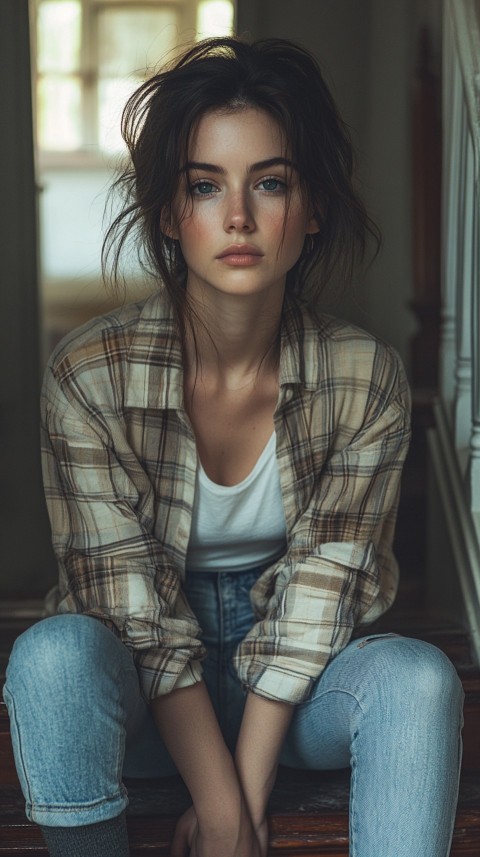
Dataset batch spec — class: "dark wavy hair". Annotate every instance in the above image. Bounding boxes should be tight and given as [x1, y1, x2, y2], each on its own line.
[102, 36, 380, 335]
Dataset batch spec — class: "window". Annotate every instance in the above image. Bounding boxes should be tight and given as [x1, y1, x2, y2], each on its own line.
[34, 0, 235, 157]
[33, 0, 235, 353]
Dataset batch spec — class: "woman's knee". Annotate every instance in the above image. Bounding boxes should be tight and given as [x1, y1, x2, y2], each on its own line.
[6, 613, 127, 695]
[360, 636, 464, 715]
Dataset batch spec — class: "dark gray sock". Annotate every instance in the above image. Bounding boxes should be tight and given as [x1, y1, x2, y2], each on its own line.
[40, 810, 129, 857]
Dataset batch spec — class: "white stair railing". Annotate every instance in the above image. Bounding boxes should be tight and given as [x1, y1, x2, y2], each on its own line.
[440, 0, 480, 528]
[430, 0, 480, 659]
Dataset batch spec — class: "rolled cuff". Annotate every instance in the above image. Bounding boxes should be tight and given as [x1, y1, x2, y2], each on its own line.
[60, 602, 207, 701]
[171, 659, 204, 691]
[236, 661, 314, 705]
[136, 649, 205, 700]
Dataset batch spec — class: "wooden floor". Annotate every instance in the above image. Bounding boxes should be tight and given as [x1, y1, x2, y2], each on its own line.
[1, 412, 479, 855]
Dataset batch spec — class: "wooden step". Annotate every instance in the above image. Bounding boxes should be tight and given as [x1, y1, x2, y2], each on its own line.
[1, 770, 479, 856]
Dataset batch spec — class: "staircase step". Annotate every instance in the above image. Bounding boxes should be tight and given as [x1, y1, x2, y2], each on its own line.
[1, 770, 480, 856]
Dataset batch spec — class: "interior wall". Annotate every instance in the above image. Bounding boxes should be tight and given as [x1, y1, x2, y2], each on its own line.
[359, 0, 417, 366]
[238, 0, 419, 370]
[238, 0, 371, 172]
[0, 0, 56, 597]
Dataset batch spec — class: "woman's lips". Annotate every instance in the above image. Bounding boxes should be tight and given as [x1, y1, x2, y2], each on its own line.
[216, 244, 264, 266]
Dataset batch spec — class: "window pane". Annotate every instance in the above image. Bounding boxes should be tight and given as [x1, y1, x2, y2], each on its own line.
[197, 1, 234, 37]
[97, 8, 180, 78]
[98, 79, 138, 153]
[97, 7, 180, 153]
[37, 77, 82, 150]
[37, 0, 82, 73]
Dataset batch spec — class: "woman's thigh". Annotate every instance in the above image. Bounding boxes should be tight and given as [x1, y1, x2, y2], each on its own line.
[282, 634, 464, 856]
[282, 632, 464, 770]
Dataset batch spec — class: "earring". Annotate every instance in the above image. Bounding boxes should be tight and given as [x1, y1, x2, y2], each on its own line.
[304, 235, 315, 254]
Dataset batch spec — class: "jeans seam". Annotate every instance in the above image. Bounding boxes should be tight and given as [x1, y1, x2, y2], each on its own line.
[2, 684, 34, 808]
[350, 728, 359, 857]
[216, 574, 225, 725]
[113, 659, 138, 767]
[443, 702, 465, 857]
[299, 687, 366, 715]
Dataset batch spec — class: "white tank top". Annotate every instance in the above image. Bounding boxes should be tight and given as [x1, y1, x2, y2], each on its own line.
[186, 433, 288, 572]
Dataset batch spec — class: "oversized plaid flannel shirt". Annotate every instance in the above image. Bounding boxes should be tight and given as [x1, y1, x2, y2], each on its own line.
[41, 289, 411, 704]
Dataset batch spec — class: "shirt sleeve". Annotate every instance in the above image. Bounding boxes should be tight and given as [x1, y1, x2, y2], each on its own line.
[234, 348, 411, 705]
[41, 367, 205, 701]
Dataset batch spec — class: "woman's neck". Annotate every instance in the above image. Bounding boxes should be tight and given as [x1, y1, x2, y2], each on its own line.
[183, 287, 284, 388]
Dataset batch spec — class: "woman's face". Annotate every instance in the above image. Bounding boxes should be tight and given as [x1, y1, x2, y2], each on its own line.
[169, 107, 319, 305]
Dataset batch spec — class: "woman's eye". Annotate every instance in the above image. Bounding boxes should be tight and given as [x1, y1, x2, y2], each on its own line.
[258, 178, 285, 192]
[191, 181, 217, 195]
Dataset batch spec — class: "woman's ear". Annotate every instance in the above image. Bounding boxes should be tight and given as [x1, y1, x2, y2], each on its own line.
[305, 211, 322, 236]
[160, 208, 179, 240]
[304, 199, 323, 236]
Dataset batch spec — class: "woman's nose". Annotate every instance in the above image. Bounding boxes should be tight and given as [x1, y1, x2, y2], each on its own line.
[223, 191, 255, 232]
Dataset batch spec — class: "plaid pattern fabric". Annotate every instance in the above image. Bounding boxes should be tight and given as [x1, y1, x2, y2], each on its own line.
[41, 290, 411, 704]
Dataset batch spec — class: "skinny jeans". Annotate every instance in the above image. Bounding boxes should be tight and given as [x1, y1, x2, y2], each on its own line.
[4, 568, 464, 857]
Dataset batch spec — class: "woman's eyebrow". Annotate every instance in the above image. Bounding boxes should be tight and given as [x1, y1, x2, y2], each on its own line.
[184, 161, 224, 174]
[183, 157, 294, 174]
[250, 157, 294, 172]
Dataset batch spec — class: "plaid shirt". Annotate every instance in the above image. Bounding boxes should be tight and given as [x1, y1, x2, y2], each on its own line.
[41, 290, 411, 704]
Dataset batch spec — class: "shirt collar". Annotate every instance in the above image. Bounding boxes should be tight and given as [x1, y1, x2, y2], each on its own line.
[125, 291, 185, 410]
[125, 290, 322, 411]
[278, 295, 321, 391]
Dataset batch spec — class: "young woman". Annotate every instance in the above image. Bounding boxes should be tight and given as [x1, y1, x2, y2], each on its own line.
[4, 37, 463, 857]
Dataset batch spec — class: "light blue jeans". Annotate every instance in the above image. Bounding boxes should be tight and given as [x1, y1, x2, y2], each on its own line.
[4, 568, 464, 856]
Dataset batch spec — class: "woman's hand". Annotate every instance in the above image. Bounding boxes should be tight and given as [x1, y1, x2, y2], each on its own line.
[152, 684, 269, 856]
[170, 806, 198, 857]
[170, 803, 265, 857]
[252, 817, 269, 857]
